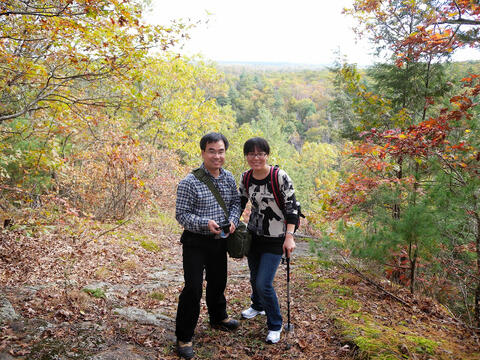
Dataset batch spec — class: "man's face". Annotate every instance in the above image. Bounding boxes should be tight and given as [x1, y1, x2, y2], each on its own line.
[201, 140, 226, 172]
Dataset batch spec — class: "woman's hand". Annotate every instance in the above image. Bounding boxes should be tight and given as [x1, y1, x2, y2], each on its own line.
[283, 233, 296, 258]
[229, 221, 236, 234]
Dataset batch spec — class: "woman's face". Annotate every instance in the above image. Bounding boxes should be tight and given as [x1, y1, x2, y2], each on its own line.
[246, 147, 268, 170]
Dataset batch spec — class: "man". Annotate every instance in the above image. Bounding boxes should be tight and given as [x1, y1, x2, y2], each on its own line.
[175, 132, 241, 359]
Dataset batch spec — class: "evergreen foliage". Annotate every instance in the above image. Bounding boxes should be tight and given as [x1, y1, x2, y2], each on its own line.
[325, 0, 480, 327]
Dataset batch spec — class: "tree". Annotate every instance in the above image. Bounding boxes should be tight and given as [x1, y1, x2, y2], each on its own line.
[123, 56, 235, 163]
[0, 0, 187, 123]
[326, 0, 480, 324]
[0, 0, 189, 192]
[326, 69, 480, 323]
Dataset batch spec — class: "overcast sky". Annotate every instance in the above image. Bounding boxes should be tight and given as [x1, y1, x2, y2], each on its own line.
[145, 0, 480, 66]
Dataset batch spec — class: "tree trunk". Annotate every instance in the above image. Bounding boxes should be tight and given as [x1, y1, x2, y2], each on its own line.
[474, 207, 480, 328]
[409, 243, 417, 294]
[393, 158, 403, 219]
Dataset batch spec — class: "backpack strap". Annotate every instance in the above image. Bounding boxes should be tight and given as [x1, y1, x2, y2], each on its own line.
[271, 166, 304, 231]
[270, 165, 283, 210]
[242, 169, 253, 197]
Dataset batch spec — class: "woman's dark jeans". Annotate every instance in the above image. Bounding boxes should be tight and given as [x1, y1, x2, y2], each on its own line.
[247, 251, 283, 331]
[175, 232, 228, 342]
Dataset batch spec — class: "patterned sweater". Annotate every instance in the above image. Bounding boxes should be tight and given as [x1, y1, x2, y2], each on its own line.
[239, 167, 299, 238]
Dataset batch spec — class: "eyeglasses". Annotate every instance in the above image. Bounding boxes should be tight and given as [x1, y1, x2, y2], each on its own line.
[206, 149, 225, 156]
[246, 152, 267, 159]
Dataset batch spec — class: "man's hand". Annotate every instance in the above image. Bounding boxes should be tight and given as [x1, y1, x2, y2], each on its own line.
[208, 220, 221, 235]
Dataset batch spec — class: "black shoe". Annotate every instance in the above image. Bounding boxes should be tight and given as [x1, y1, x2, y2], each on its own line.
[176, 341, 194, 359]
[211, 318, 239, 331]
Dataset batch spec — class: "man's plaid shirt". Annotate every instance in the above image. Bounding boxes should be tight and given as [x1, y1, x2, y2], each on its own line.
[176, 164, 241, 235]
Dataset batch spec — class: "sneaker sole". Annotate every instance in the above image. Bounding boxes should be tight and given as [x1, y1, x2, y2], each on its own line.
[241, 311, 266, 319]
[266, 339, 280, 344]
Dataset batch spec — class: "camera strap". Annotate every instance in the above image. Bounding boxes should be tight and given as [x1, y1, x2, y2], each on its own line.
[192, 168, 230, 219]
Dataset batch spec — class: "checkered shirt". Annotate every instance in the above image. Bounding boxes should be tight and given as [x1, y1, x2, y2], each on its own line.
[175, 163, 241, 235]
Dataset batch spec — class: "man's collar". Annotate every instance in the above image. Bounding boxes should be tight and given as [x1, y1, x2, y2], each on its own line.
[201, 163, 224, 178]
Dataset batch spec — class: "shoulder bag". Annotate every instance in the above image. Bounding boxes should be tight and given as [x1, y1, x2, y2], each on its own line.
[192, 168, 251, 259]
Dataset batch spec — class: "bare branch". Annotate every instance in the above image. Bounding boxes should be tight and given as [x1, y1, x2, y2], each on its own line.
[436, 19, 480, 26]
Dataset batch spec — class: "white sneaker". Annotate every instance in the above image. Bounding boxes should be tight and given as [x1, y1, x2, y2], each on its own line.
[241, 307, 266, 319]
[266, 329, 282, 344]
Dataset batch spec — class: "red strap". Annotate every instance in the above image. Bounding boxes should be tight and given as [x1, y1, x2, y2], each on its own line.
[270, 166, 282, 209]
[243, 169, 253, 196]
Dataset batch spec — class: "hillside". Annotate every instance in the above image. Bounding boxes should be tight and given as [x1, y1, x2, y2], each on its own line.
[1, 213, 478, 359]
[3, 2, 480, 358]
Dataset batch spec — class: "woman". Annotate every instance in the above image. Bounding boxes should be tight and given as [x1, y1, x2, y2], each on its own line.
[239, 137, 298, 344]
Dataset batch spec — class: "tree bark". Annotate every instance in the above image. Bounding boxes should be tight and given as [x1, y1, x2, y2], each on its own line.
[410, 245, 417, 294]
[474, 204, 480, 328]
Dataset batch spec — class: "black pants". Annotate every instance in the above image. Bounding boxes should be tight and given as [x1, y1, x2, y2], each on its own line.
[175, 231, 228, 342]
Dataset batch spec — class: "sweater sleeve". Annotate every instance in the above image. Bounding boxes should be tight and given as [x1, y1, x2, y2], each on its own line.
[227, 173, 241, 226]
[278, 169, 299, 225]
[238, 171, 249, 211]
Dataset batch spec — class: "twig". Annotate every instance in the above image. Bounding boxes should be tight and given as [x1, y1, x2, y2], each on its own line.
[293, 232, 321, 240]
[80, 219, 131, 246]
[310, 236, 480, 340]
[338, 253, 412, 308]
[95, 219, 131, 239]
[441, 301, 480, 345]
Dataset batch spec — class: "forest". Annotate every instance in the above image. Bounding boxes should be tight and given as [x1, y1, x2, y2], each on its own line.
[1, 0, 480, 359]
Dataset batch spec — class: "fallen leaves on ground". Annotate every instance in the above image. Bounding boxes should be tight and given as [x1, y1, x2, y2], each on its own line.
[1, 215, 479, 359]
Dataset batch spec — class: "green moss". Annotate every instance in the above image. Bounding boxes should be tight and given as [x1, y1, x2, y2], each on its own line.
[247, 338, 265, 351]
[301, 261, 318, 273]
[363, 327, 382, 339]
[406, 336, 438, 355]
[333, 286, 353, 296]
[308, 281, 321, 289]
[156, 211, 179, 228]
[336, 315, 446, 360]
[299, 257, 335, 272]
[336, 317, 402, 359]
[337, 317, 381, 339]
[140, 239, 160, 252]
[315, 259, 335, 269]
[336, 298, 361, 311]
[124, 232, 146, 241]
[356, 335, 384, 352]
[307, 278, 352, 296]
[350, 312, 373, 322]
[83, 288, 105, 298]
[149, 291, 165, 301]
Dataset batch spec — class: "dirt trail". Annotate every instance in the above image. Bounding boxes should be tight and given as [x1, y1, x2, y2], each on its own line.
[0, 227, 319, 360]
[3, 225, 478, 360]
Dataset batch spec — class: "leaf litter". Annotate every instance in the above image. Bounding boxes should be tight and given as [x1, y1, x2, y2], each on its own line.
[0, 215, 479, 359]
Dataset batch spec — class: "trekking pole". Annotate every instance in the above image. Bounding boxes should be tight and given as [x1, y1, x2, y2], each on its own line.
[284, 255, 294, 349]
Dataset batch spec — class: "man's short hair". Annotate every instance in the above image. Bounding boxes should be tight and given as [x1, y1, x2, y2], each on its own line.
[200, 132, 229, 151]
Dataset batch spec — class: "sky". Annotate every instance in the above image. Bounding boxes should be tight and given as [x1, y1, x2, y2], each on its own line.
[145, 0, 480, 67]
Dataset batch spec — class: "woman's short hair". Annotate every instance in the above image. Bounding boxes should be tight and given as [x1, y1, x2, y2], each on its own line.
[243, 137, 270, 156]
[200, 132, 229, 151]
